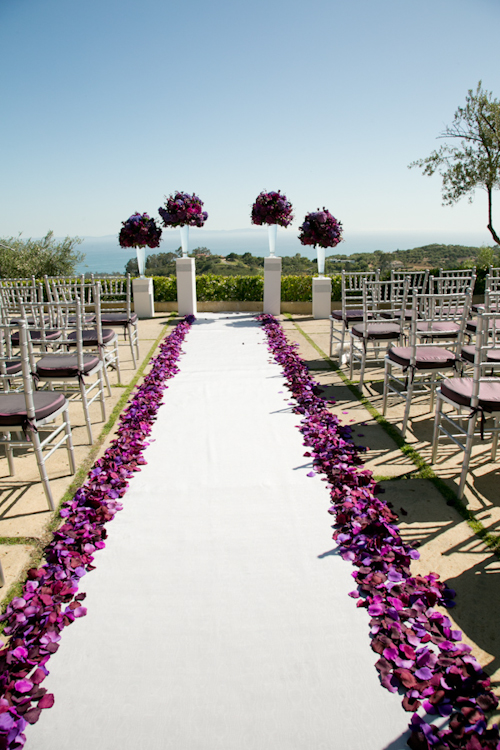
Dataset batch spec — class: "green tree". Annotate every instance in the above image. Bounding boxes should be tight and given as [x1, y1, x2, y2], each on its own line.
[0, 231, 84, 278]
[410, 82, 500, 244]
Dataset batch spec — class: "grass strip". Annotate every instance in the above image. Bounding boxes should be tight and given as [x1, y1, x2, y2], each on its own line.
[286, 315, 500, 555]
[0, 314, 178, 613]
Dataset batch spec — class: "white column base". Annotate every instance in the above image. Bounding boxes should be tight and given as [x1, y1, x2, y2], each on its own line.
[263, 257, 281, 316]
[132, 277, 155, 319]
[312, 277, 332, 319]
[176, 257, 197, 316]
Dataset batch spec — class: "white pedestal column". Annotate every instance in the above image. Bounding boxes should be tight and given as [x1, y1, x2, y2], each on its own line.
[175, 257, 197, 316]
[263, 256, 282, 316]
[312, 276, 332, 319]
[132, 277, 155, 319]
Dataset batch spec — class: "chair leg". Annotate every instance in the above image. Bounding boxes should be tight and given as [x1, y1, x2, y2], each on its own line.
[431, 393, 444, 463]
[63, 406, 76, 475]
[30, 428, 55, 511]
[5, 437, 15, 477]
[382, 360, 390, 415]
[79, 379, 94, 445]
[401, 370, 415, 439]
[491, 417, 499, 461]
[134, 321, 140, 361]
[339, 322, 347, 365]
[458, 411, 477, 500]
[98, 370, 106, 422]
[113, 340, 122, 383]
[358, 340, 367, 389]
[349, 334, 355, 381]
[127, 323, 137, 368]
[102, 359, 112, 397]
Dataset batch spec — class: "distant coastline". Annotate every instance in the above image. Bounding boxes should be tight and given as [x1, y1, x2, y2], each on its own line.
[74, 228, 493, 274]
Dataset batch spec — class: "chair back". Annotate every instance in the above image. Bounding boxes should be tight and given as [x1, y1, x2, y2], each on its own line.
[430, 271, 476, 296]
[390, 269, 429, 295]
[21, 299, 86, 373]
[468, 309, 500, 409]
[0, 322, 37, 420]
[341, 270, 380, 318]
[409, 290, 472, 356]
[0, 281, 44, 320]
[362, 278, 410, 323]
[91, 274, 132, 317]
[44, 275, 89, 304]
[484, 274, 500, 295]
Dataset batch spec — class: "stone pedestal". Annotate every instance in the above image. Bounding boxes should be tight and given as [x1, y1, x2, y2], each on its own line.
[175, 257, 197, 316]
[132, 277, 155, 319]
[264, 257, 282, 316]
[312, 276, 332, 319]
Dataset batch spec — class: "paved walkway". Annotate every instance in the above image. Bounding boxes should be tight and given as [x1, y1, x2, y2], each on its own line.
[26, 314, 411, 749]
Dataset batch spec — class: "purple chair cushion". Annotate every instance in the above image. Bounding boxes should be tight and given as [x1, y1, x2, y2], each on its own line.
[440, 377, 500, 412]
[461, 345, 500, 364]
[36, 354, 101, 378]
[380, 310, 414, 321]
[416, 321, 460, 337]
[388, 346, 456, 369]
[352, 323, 401, 340]
[11, 330, 61, 345]
[67, 328, 116, 346]
[100, 312, 138, 326]
[5, 360, 22, 375]
[0, 392, 67, 426]
[472, 303, 500, 313]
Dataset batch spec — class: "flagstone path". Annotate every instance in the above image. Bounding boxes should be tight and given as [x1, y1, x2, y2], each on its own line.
[26, 313, 412, 750]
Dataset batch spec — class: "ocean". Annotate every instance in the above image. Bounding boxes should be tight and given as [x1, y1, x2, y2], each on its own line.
[75, 227, 492, 274]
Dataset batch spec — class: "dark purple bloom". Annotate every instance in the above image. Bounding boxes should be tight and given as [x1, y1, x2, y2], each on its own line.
[159, 192, 208, 228]
[119, 212, 162, 249]
[298, 208, 343, 249]
[251, 190, 294, 227]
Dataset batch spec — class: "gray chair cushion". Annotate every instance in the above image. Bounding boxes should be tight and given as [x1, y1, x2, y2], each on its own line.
[416, 321, 460, 337]
[36, 354, 101, 378]
[11, 330, 61, 344]
[67, 328, 116, 346]
[352, 323, 401, 340]
[100, 312, 138, 326]
[0, 392, 67, 426]
[461, 345, 500, 364]
[388, 346, 456, 369]
[440, 377, 500, 412]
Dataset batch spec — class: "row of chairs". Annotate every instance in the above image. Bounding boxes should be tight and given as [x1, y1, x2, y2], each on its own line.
[328, 268, 500, 500]
[0, 276, 142, 513]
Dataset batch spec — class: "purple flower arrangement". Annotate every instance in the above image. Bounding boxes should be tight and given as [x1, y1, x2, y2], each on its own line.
[257, 313, 499, 750]
[298, 208, 343, 248]
[251, 191, 294, 227]
[118, 212, 162, 249]
[0, 316, 195, 749]
[159, 192, 208, 228]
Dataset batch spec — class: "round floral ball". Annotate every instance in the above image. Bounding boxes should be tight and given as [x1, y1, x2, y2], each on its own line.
[251, 190, 294, 227]
[298, 208, 343, 248]
[159, 192, 208, 228]
[119, 213, 162, 249]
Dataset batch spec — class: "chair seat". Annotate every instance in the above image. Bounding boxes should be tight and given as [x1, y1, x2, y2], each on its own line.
[352, 323, 401, 340]
[465, 318, 500, 334]
[11, 330, 61, 344]
[441, 377, 500, 413]
[36, 353, 101, 378]
[67, 328, 117, 346]
[10, 316, 50, 325]
[0, 392, 67, 426]
[388, 346, 456, 369]
[472, 303, 500, 313]
[380, 310, 413, 321]
[5, 360, 22, 376]
[100, 312, 138, 326]
[68, 314, 96, 325]
[460, 345, 500, 364]
[416, 321, 460, 337]
[331, 309, 365, 322]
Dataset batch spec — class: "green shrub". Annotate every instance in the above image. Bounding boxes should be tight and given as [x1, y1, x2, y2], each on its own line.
[151, 272, 342, 302]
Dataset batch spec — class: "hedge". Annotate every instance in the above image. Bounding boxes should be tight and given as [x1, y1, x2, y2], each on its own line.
[151, 274, 344, 302]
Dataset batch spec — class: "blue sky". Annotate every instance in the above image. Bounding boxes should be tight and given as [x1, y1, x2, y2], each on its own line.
[2, 0, 500, 249]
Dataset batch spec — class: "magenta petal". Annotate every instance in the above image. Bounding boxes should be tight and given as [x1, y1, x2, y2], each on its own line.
[415, 667, 432, 681]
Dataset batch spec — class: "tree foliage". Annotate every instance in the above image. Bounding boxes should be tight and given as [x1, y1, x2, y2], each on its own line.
[0, 231, 84, 278]
[410, 82, 500, 244]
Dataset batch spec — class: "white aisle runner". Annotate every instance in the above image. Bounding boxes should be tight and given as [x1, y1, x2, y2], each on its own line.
[27, 314, 411, 750]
